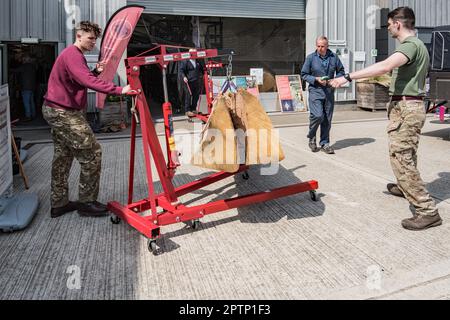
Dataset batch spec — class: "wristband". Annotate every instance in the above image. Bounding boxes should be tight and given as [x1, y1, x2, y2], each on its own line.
[344, 73, 352, 82]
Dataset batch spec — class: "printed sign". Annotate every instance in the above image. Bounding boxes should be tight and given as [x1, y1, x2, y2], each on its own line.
[354, 51, 366, 62]
[0, 84, 12, 196]
[250, 68, 264, 85]
[275, 75, 307, 112]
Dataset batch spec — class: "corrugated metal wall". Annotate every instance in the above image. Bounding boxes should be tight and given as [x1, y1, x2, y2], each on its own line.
[127, 0, 305, 19]
[306, 0, 379, 101]
[306, 0, 450, 102]
[74, 0, 127, 31]
[390, 0, 450, 27]
[72, 0, 126, 51]
[0, 0, 127, 44]
[0, 0, 64, 42]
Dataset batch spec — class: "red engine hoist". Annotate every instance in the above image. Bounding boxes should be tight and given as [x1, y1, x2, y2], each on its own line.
[107, 45, 319, 254]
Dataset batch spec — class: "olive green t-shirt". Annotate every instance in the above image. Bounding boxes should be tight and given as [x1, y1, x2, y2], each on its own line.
[389, 36, 429, 96]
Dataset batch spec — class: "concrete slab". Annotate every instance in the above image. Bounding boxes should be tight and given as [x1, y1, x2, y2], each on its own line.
[0, 115, 449, 300]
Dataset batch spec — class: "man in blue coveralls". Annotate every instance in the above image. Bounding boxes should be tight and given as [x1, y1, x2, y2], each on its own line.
[301, 36, 345, 154]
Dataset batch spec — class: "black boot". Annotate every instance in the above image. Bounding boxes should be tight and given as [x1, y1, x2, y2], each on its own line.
[51, 201, 79, 218]
[77, 201, 109, 217]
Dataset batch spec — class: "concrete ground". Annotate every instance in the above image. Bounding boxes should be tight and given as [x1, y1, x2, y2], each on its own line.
[1, 109, 450, 300]
[12, 108, 387, 145]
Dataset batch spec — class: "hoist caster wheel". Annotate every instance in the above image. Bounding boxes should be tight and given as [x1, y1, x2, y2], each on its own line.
[110, 215, 121, 224]
[309, 190, 318, 202]
[242, 172, 250, 180]
[192, 219, 201, 230]
[148, 240, 158, 255]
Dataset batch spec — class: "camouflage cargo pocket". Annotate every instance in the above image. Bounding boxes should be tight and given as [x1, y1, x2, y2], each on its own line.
[42, 105, 61, 125]
[69, 123, 97, 150]
[387, 120, 402, 133]
[387, 102, 402, 133]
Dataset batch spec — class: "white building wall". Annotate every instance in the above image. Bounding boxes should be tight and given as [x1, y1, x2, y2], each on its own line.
[391, 0, 450, 27]
[306, 0, 450, 102]
[306, 0, 379, 101]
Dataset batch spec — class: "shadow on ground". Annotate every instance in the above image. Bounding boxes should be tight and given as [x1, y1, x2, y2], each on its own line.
[427, 172, 450, 205]
[332, 138, 376, 150]
[156, 164, 325, 254]
[421, 127, 450, 141]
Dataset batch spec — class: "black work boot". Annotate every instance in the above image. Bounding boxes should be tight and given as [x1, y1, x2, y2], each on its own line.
[321, 144, 335, 154]
[308, 137, 320, 153]
[77, 201, 109, 217]
[51, 201, 79, 218]
[401, 213, 443, 231]
[387, 183, 405, 198]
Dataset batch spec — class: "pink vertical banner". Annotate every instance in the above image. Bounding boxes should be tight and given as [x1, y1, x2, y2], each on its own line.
[96, 5, 145, 109]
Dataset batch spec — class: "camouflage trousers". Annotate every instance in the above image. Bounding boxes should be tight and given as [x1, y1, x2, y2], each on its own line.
[387, 100, 437, 216]
[42, 105, 102, 208]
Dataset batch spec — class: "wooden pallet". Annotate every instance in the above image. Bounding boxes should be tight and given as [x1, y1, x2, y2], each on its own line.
[356, 82, 390, 112]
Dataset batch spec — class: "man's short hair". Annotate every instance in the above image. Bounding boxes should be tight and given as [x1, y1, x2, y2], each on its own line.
[316, 36, 329, 44]
[388, 7, 415, 30]
[75, 21, 102, 38]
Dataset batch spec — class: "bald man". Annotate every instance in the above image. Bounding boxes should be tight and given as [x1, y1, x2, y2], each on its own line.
[301, 36, 345, 154]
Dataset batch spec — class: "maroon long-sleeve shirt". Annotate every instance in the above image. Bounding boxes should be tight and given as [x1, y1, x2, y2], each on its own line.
[44, 45, 122, 110]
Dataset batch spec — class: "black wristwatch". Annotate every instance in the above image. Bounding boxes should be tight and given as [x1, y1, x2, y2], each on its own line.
[344, 73, 353, 82]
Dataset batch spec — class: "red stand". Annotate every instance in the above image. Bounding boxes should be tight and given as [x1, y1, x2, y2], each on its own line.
[107, 45, 319, 254]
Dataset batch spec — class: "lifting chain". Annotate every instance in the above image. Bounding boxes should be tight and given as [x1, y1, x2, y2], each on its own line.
[226, 54, 233, 81]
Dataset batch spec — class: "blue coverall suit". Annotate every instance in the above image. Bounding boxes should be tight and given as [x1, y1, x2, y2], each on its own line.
[301, 50, 345, 147]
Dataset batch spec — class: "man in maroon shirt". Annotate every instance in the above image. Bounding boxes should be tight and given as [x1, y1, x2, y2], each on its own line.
[42, 21, 131, 218]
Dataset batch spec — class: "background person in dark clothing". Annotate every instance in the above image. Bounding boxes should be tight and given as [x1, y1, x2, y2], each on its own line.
[178, 48, 204, 117]
[15, 56, 37, 121]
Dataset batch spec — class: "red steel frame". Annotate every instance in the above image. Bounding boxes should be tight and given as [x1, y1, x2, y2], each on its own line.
[192, 60, 224, 123]
[107, 45, 319, 245]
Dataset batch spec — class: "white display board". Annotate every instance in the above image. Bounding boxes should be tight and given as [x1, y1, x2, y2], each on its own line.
[0, 84, 12, 196]
[250, 68, 264, 85]
[354, 51, 367, 62]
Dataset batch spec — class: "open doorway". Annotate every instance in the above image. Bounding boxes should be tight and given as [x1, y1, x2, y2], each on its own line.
[128, 14, 194, 118]
[7, 43, 56, 127]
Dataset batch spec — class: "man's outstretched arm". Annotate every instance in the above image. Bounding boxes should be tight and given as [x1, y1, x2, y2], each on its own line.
[329, 52, 409, 88]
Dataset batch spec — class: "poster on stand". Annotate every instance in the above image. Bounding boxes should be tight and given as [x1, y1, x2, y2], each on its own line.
[250, 68, 264, 85]
[0, 84, 12, 196]
[275, 75, 307, 112]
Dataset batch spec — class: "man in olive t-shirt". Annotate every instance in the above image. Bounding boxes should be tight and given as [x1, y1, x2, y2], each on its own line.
[390, 36, 429, 97]
[330, 7, 442, 231]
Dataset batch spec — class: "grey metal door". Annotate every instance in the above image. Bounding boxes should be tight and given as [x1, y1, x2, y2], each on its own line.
[127, 0, 306, 19]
